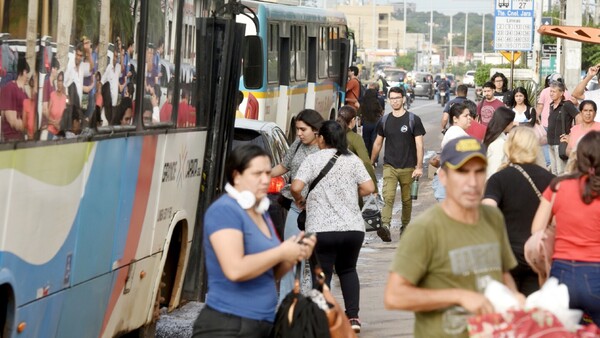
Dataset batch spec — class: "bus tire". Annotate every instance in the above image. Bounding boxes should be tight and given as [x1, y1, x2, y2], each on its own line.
[329, 108, 336, 121]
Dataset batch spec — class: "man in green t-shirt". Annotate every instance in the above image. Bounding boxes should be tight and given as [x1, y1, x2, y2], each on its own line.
[384, 136, 520, 338]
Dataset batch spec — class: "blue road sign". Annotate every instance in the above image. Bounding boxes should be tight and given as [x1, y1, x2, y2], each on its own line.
[494, 0, 534, 52]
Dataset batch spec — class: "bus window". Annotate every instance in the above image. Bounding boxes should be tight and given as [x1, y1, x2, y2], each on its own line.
[289, 26, 296, 83]
[175, 1, 197, 129]
[267, 23, 279, 84]
[295, 26, 306, 82]
[243, 36, 263, 89]
[328, 27, 339, 77]
[318, 26, 328, 79]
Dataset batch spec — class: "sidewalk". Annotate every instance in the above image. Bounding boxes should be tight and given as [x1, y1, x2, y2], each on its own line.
[324, 161, 437, 337]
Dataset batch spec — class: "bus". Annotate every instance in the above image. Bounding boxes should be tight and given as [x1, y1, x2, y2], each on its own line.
[0, 0, 247, 337]
[236, 0, 353, 139]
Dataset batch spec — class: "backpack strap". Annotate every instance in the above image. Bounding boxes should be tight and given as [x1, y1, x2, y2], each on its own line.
[381, 111, 415, 137]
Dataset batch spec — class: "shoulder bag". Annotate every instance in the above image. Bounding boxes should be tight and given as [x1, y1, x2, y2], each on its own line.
[558, 109, 570, 161]
[273, 254, 357, 338]
[362, 194, 382, 232]
[516, 164, 556, 286]
[277, 141, 303, 210]
[297, 151, 341, 231]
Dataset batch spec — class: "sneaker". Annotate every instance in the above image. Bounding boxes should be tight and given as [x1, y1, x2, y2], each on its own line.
[399, 224, 408, 239]
[377, 225, 391, 242]
[349, 318, 361, 333]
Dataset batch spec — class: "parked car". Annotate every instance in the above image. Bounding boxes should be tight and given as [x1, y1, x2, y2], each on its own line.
[233, 118, 290, 238]
[463, 70, 476, 87]
[412, 71, 434, 99]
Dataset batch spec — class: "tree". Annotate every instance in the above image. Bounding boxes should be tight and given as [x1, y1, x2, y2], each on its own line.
[395, 52, 415, 69]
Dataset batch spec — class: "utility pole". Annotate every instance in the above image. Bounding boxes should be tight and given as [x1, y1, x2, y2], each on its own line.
[429, 1, 433, 72]
[481, 13, 485, 64]
[464, 12, 468, 62]
[449, 15, 453, 60]
[564, 0, 582, 91]
[403, 0, 407, 52]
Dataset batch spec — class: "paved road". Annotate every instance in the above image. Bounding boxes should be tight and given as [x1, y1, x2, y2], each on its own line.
[157, 91, 476, 337]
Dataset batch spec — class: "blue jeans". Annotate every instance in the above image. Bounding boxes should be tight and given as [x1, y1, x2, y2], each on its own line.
[550, 259, 600, 325]
[277, 204, 304, 304]
[431, 174, 445, 202]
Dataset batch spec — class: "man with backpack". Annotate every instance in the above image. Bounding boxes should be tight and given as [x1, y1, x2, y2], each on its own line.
[346, 66, 362, 108]
[370, 87, 426, 241]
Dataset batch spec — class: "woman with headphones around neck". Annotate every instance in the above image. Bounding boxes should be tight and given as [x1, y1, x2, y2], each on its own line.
[271, 109, 324, 303]
[193, 144, 316, 338]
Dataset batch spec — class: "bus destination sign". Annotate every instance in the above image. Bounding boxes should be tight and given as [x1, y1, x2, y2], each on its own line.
[494, 0, 534, 51]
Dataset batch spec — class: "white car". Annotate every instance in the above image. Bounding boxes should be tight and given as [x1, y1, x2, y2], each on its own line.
[463, 70, 476, 87]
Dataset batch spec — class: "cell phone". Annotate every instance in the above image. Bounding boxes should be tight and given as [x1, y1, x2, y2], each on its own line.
[297, 232, 314, 244]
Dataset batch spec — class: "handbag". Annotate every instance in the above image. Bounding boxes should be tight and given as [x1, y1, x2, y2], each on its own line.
[516, 164, 557, 285]
[428, 153, 441, 168]
[558, 109, 569, 161]
[273, 254, 357, 338]
[532, 123, 547, 146]
[297, 152, 341, 231]
[362, 194, 382, 232]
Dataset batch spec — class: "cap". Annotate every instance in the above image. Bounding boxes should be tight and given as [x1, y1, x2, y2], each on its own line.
[440, 136, 487, 169]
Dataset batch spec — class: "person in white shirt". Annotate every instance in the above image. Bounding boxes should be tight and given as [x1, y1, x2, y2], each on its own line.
[572, 64, 600, 123]
[64, 41, 91, 107]
[483, 107, 516, 179]
[101, 50, 122, 108]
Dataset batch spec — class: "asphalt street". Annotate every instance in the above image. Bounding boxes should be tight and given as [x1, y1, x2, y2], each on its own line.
[156, 90, 478, 337]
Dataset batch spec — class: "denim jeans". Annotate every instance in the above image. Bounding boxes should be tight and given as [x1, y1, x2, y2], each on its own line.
[431, 173, 445, 202]
[192, 306, 273, 338]
[277, 204, 304, 304]
[550, 259, 600, 325]
[549, 145, 566, 175]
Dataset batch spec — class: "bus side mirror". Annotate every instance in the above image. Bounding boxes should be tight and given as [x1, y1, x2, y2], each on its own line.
[243, 35, 263, 89]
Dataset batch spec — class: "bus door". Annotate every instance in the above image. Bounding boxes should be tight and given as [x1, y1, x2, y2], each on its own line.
[338, 37, 352, 108]
[277, 36, 291, 137]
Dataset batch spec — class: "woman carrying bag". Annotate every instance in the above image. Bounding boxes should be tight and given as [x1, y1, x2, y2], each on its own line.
[193, 144, 316, 338]
[531, 131, 600, 325]
[291, 121, 375, 333]
[271, 109, 324, 302]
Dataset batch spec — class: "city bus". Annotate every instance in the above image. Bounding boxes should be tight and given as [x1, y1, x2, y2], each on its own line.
[236, 0, 353, 138]
[0, 0, 246, 337]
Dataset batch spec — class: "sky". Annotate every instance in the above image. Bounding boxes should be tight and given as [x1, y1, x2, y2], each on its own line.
[414, 0, 495, 15]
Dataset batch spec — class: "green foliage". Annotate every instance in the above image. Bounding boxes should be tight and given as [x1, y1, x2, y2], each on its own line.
[474, 64, 494, 87]
[513, 80, 539, 106]
[395, 52, 415, 69]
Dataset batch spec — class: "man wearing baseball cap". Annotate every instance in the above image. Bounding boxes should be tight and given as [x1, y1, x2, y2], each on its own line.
[384, 136, 521, 338]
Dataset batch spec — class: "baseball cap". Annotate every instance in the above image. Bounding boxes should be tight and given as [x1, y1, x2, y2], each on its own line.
[440, 136, 487, 169]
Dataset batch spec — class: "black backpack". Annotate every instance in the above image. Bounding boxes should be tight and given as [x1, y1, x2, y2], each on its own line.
[438, 80, 448, 91]
[358, 80, 366, 100]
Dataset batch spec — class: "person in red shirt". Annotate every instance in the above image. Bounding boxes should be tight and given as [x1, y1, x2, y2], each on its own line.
[531, 131, 600, 326]
[1, 58, 30, 141]
[177, 89, 196, 127]
[160, 86, 173, 122]
[477, 82, 505, 127]
[346, 66, 360, 108]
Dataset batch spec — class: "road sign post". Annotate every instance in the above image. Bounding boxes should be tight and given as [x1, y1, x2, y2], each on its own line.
[494, 0, 534, 89]
[494, 0, 534, 51]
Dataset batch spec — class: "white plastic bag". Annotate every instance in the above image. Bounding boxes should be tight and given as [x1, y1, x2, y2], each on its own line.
[525, 277, 583, 332]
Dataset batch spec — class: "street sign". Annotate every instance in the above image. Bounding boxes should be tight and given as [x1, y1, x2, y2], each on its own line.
[500, 51, 521, 62]
[494, 0, 534, 52]
[542, 44, 557, 55]
[541, 16, 552, 25]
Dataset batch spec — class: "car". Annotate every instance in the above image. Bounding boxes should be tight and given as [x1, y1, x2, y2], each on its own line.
[233, 118, 290, 238]
[463, 70, 476, 87]
[384, 69, 407, 89]
[412, 71, 434, 99]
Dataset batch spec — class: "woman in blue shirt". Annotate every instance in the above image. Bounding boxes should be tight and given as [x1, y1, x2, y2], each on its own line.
[193, 144, 316, 337]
